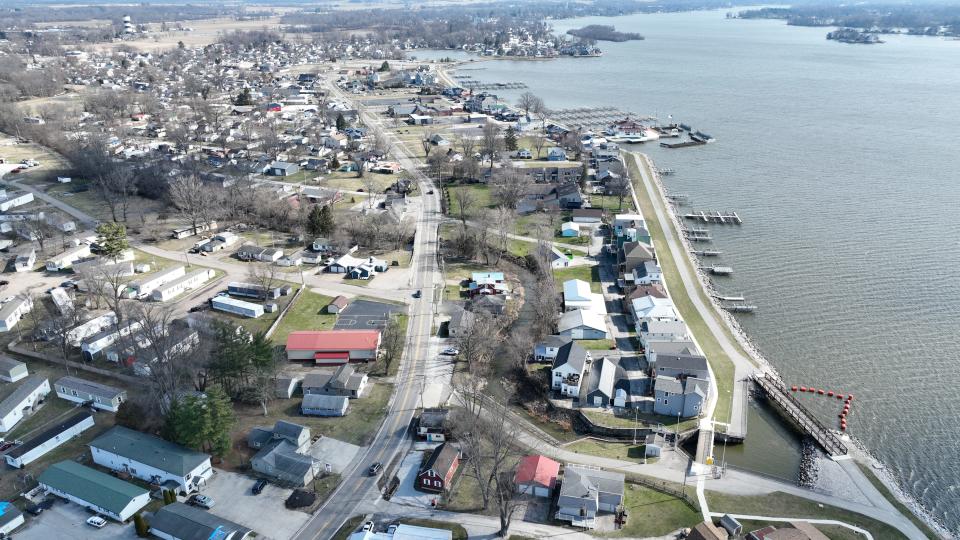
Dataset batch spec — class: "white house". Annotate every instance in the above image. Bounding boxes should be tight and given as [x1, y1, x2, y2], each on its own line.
[55, 376, 127, 412]
[5, 412, 95, 468]
[130, 265, 186, 297]
[81, 320, 143, 361]
[0, 295, 34, 332]
[632, 260, 662, 286]
[66, 311, 118, 347]
[89, 426, 213, 495]
[0, 355, 28, 383]
[551, 342, 590, 397]
[0, 191, 34, 212]
[613, 213, 644, 237]
[13, 247, 36, 272]
[151, 268, 215, 302]
[639, 319, 690, 348]
[0, 376, 51, 433]
[45, 244, 92, 271]
[631, 295, 680, 327]
[558, 309, 609, 340]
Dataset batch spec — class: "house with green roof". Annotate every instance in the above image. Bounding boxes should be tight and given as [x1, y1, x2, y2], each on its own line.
[89, 426, 212, 495]
[38, 461, 150, 521]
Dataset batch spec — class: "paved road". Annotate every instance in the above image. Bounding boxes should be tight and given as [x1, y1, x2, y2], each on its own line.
[291, 77, 443, 540]
[2, 176, 97, 226]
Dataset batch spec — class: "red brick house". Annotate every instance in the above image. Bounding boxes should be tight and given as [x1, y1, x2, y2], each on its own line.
[416, 443, 460, 493]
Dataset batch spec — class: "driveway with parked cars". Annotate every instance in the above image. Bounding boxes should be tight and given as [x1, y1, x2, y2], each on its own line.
[200, 470, 310, 540]
[15, 500, 133, 540]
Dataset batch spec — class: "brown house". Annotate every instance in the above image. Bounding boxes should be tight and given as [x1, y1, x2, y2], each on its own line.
[416, 443, 460, 493]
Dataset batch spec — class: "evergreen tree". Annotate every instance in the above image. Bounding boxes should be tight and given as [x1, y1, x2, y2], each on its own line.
[96, 222, 129, 260]
[504, 126, 518, 152]
[163, 394, 209, 451]
[330, 156, 340, 170]
[307, 205, 324, 237]
[335, 113, 347, 131]
[234, 87, 253, 106]
[134, 513, 150, 537]
[379, 60, 391, 72]
[319, 205, 335, 236]
[205, 386, 236, 458]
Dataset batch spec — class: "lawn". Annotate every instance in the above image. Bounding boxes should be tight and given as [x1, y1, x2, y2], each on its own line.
[374, 248, 412, 268]
[269, 290, 336, 344]
[567, 439, 648, 461]
[552, 265, 602, 293]
[446, 184, 493, 218]
[705, 491, 909, 540]
[626, 153, 740, 424]
[507, 238, 536, 257]
[598, 483, 701, 538]
[588, 193, 633, 212]
[444, 466, 493, 515]
[581, 409, 700, 432]
[579, 338, 617, 350]
[323, 173, 398, 193]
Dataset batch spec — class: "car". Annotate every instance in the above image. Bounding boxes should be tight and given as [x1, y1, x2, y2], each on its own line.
[427, 189, 434, 194]
[413, 290, 421, 298]
[188, 494, 215, 509]
[252, 479, 267, 495]
[362, 521, 375, 532]
[441, 347, 459, 356]
[368, 462, 383, 476]
[86, 516, 107, 529]
[25, 503, 42, 516]
[61, 279, 77, 288]
[0, 297, 13, 303]
[387, 525, 398, 535]
[188, 305, 207, 313]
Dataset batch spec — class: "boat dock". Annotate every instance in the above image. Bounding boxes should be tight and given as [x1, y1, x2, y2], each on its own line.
[723, 304, 757, 313]
[753, 373, 848, 457]
[548, 107, 647, 130]
[691, 250, 722, 257]
[684, 211, 742, 224]
[661, 139, 706, 149]
[714, 293, 745, 302]
[708, 266, 733, 276]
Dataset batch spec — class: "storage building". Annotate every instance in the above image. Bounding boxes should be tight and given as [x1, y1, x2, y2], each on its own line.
[212, 296, 264, 318]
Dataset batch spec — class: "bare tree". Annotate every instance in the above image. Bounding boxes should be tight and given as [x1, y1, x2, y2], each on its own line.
[456, 135, 480, 182]
[379, 312, 405, 375]
[76, 261, 131, 322]
[491, 206, 516, 264]
[517, 91, 542, 122]
[17, 219, 57, 256]
[352, 152, 366, 178]
[421, 131, 436, 159]
[490, 168, 531, 210]
[531, 131, 548, 160]
[168, 174, 221, 233]
[452, 187, 476, 225]
[606, 160, 630, 210]
[454, 310, 498, 377]
[480, 123, 502, 172]
[247, 262, 281, 301]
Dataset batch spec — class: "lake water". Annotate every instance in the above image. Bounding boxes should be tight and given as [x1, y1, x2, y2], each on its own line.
[427, 10, 960, 532]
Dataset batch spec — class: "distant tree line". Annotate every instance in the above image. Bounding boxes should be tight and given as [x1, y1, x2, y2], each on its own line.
[567, 25, 644, 42]
[736, 4, 960, 36]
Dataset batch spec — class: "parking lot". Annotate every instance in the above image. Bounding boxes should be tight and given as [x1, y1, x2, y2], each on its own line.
[200, 470, 310, 540]
[334, 299, 403, 330]
[14, 499, 134, 540]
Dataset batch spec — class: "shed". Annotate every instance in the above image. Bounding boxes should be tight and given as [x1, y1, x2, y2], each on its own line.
[301, 394, 349, 417]
[0, 355, 28, 383]
[327, 295, 350, 314]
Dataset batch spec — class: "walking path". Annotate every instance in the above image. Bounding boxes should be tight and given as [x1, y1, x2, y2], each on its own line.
[709, 514, 875, 540]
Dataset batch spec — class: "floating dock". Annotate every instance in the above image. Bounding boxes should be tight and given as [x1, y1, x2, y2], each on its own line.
[691, 250, 722, 257]
[657, 168, 677, 175]
[661, 139, 706, 149]
[708, 266, 733, 276]
[684, 211, 742, 224]
[723, 304, 757, 313]
[548, 107, 647, 130]
[753, 373, 848, 457]
[714, 294, 745, 302]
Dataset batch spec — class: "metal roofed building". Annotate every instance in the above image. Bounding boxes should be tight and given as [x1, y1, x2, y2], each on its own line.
[38, 460, 150, 521]
[89, 426, 213, 494]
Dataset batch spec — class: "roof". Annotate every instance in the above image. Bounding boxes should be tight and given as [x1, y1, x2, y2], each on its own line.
[273, 420, 309, 443]
[538, 335, 572, 349]
[420, 442, 458, 476]
[689, 521, 728, 540]
[330, 295, 350, 309]
[55, 375, 125, 400]
[0, 355, 26, 373]
[563, 279, 592, 302]
[393, 524, 454, 540]
[90, 426, 210, 477]
[302, 394, 348, 410]
[572, 208, 604, 218]
[0, 376, 47, 417]
[286, 330, 380, 351]
[560, 464, 624, 501]
[0, 296, 30, 320]
[621, 241, 655, 260]
[7, 412, 93, 459]
[647, 340, 698, 356]
[38, 461, 148, 516]
[656, 353, 709, 374]
[470, 271, 504, 284]
[419, 408, 449, 429]
[0, 501, 23, 528]
[626, 284, 668, 301]
[553, 341, 589, 372]
[558, 309, 606, 333]
[514, 455, 560, 489]
[149, 502, 252, 540]
[632, 295, 678, 321]
[593, 358, 617, 398]
[253, 439, 314, 479]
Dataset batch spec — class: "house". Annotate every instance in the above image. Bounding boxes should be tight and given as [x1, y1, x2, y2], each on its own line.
[260, 247, 284, 262]
[688, 520, 728, 540]
[228, 281, 282, 300]
[572, 208, 604, 223]
[285, 330, 381, 364]
[547, 147, 567, 161]
[654, 353, 709, 380]
[467, 271, 508, 296]
[0, 376, 50, 433]
[54, 376, 127, 412]
[151, 268, 215, 302]
[349, 524, 452, 540]
[0, 355, 28, 382]
[201, 231, 240, 252]
[275, 375, 302, 399]
[654, 375, 709, 418]
[552, 341, 590, 397]
[447, 308, 475, 338]
[561, 221, 580, 237]
[631, 296, 680, 326]
[614, 214, 644, 238]
[534, 335, 572, 362]
[302, 365, 368, 398]
[744, 523, 830, 540]
[585, 357, 617, 408]
[312, 237, 335, 253]
[212, 296, 264, 319]
[40, 461, 151, 522]
[130, 266, 186, 297]
[45, 244, 91, 271]
[514, 455, 560, 497]
[268, 161, 300, 176]
[623, 284, 668, 311]
[65, 312, 118, 347]
[639, 319, 690, 348]
[89, 426, 213, 494]
[619, 241, 656, 276]
[558, 309, 609, 340]
[515, 148, 532, 159]
[545, 245, 572, 269]
[555, 182, 584, 209]
[418, 408, 450, 442]
[248, 422, 317, 486]
[0, 191, 34, 212]
[633, 260, 663, 285]
[149, 502, 253, 540]
[278, 252, 304, 267]
[5, 412, 95, 468]
[645, 340, 699, 369]
[0, 501, 24, 536]
[555, 464, 625, 528]
[416, 443, 460, 493]
[236, 244, 267, 261]
[13, 247, 36, 272]
[562, 279, 606, 314]
[327, 295, 350, 314]
[301, 394, 349, 417]
[171, 221, 217, 240]
[81, 320, 143, 361]
[470, 294, 506, 317]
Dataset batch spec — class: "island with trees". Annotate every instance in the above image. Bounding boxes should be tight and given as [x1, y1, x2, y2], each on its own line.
[733, 4, 960, 41]
[826, 28, 883, 44]
[566, 24, 644, 42]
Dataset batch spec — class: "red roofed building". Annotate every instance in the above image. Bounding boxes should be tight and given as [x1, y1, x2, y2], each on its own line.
[514, 454, 560, 497]
[285, 330, 381, 365]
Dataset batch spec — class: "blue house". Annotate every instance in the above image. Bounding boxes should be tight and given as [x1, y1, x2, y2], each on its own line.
[653, 376, 709, 418]
[547, 147, 567, 161]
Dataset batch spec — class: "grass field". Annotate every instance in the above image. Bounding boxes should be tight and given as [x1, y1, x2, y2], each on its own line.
[446, 184, 493, 218]
[567, 439, 648, 461]
[598, 483, 700, 538]
[552, 264, 602, 293]
[706, 491, 909, 540]
[269, 290, 336, 344]
[626, 152, 740, 424]
[580, 409, 700, 432]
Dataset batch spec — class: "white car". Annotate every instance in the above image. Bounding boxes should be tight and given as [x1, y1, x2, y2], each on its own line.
[86, 516, 107, 529]
[441, 347, 459, 356]
[188, 494, 215, 509]
[362, 521, 375, 532]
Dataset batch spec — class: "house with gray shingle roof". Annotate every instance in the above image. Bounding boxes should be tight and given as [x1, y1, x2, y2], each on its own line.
[551, 342, 590, 398]
[0, 376, 50, 433]
[556, 464, 624, 529]
[149, 502, 253, 540]
[654, 375, 709, 418]
[38, 460, 150, 521]
[54, 376, 127, 412]
[89, 426, 212, 494]
[0, 355, 28, 383]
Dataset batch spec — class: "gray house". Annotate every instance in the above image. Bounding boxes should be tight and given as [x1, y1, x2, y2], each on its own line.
[645, 340, 698, 369]
[302, 366, 368, 398]
[267, 161, 299, 176]
[248, 422, 317, 487]
[556, 464, 625, 529]
[655, 354, 710, 381]
[0, 355, 28, 383]
[653, 376, 709, 418]
[301, 394, 349, 417]
[584, 357, 617, 408]
[150, 502, 253, 540]
[54, 376, 127, 412]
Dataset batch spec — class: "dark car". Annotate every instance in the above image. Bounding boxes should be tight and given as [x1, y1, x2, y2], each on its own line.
[413, 290, 421, 298]
[427, 189, 434, 194]
[368, 462, 383, 476]
[252, 479, 267, 495]
[25, 503, 43, 516]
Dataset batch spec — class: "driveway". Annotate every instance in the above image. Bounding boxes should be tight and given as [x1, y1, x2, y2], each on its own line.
[307, 436, 362, 474]
[201, 470, 309, 540]
[15, 500, 135, 540]
[389, 450, 441, 509]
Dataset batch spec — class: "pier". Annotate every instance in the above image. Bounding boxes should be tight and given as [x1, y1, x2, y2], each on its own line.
[691, 250, 722, 257]
[753, 373, 848, 457]
[684, 211, 743, 224]
[661, 139, 706, 149]
[708, 266, 733, 276]
[714, 293, 745, 302]
[548, 107, 648, 130]
[723, 304, 757, 313]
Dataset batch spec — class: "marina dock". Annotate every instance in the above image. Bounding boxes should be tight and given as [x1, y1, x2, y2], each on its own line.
[691, 250, 722, 257]
[548, 107, 647, 130]
[708, 266, 733, 276]
[684, 211, 743, 224]
[661, 139, 706, 149]
[753, 373, 848, 457]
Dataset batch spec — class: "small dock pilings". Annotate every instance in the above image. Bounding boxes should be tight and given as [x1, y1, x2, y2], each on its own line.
[753, 372, 849, 457]
[685, 211, 743, 224]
